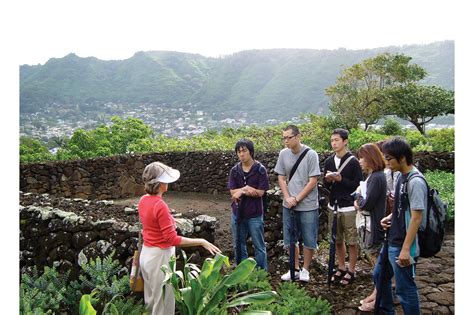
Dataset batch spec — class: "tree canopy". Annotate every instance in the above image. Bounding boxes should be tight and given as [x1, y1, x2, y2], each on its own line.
[326, 52, 454, 134]
[326, 53, 426, 130]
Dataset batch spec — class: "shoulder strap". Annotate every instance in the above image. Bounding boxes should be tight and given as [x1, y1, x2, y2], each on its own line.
[132, 217, 143, 290]
[289, 148, 310, 182]
[337, 155, 355, 173]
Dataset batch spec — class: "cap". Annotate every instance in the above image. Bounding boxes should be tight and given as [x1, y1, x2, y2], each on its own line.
[142, 161, 180, 184]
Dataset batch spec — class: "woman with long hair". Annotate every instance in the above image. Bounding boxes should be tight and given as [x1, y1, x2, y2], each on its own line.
[354, 143, 387, 312]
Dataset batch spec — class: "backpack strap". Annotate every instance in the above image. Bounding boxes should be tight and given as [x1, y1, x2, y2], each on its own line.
[403, 171, 430, 259]
[289, 148, 310, 182]
[337, 155, 355, 173]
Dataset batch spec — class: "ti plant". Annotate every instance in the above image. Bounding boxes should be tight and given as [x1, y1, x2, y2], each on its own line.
[161, 252, 277, 315]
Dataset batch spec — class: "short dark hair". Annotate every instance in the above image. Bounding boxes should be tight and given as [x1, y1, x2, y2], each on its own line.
[235, 138, 255, 158]
[331, 128, 349, 141]
[382, 137, 413, 165]
[283, 125, 300, 136]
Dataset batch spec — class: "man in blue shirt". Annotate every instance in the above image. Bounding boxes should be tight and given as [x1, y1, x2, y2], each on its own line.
[228, 139, 269, 270]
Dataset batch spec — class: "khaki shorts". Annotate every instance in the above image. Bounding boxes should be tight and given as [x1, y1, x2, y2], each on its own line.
[328, 210, 358, 245]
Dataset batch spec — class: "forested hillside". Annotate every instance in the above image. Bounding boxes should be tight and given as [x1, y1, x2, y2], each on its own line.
[20, 41, 454, 121]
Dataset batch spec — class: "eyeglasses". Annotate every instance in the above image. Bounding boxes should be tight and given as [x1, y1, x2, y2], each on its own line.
[282, 135, 298, 141]
[384, 155, 395, 161]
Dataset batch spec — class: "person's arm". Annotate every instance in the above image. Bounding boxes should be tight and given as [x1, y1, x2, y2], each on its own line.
[278, 175, 297, 208]
[357, 175, 385, 213]
[178, 237, 221, 255]
[398, 210, 423, 266]
[294, 176, 318, 203]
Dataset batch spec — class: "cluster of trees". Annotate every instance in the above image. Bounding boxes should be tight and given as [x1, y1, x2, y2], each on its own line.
[20, 52, 454, 163]
[20, 41, 453, 123]
[326, 53, 454, 135]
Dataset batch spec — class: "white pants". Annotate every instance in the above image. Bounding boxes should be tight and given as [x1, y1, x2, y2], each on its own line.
[139, 245, 175, 315]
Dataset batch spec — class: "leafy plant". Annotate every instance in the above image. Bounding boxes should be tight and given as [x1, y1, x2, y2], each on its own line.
[77, 252, 130, 306]
[161, 252, 277, 315]
[20, 265, 78, 314]
[235, 268, 272, 293]
[246, 282, 332, 315]
[425, 170, 455, 221]
[381, 118, 403, 135]
[79, 292, 148, 315]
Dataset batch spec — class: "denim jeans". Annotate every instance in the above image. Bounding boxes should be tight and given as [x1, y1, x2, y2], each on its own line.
[231, 213, 268, 271]
[282, 207, 319, 249]
[373, 245, 420, 315]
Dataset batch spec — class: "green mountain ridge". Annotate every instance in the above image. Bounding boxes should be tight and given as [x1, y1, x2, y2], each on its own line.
[20, 41, 454, 121]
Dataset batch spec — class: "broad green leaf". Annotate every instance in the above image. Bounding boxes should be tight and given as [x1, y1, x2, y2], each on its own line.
[222, 258, 256, 286]
[227, 291, 278, 307]
[79, 294, 97, 315]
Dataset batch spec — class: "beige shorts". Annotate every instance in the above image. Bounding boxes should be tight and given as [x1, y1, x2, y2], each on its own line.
[328, 210, 358, 245]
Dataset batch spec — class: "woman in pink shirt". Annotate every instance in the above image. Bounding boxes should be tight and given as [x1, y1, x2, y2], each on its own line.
[139, 161, 220, 315]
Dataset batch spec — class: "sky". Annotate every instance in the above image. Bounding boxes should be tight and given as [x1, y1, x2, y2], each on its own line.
[5, 0, 460, 66]
[2, 0, 471, 311]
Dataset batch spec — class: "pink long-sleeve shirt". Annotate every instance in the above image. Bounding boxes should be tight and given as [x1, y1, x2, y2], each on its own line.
[138, 195, 182, 248]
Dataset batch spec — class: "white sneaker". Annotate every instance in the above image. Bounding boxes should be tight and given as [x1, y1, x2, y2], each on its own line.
[281, 269, 299, 281]
[299, 268, 310, 282]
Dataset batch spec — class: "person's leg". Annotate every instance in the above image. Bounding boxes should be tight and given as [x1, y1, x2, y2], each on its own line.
[248, 215, 268, 271]
[345, 211, 358, 274]
[334, 211, 347, 271]
[388, 246, 420, 315]
[140, 246, 175, 315]
[282, 207, 300, 277]
[231, 213, 248, 265]
[298, 209, 318, 270]
[372, 248, 395, 314]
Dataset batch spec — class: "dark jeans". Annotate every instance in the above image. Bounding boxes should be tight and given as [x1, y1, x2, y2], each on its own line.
[231, 213, 268, 271]
[373, 246, 420, 314]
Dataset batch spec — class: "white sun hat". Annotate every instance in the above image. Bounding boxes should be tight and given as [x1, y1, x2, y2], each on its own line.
[142, 161, 180, 184]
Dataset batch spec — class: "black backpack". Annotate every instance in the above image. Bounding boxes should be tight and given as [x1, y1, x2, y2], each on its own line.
[403, 174, 447, 258]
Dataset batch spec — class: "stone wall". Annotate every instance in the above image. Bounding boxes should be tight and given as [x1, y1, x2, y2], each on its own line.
[19, 192, 218, 279]
[20, 151, 454, 200]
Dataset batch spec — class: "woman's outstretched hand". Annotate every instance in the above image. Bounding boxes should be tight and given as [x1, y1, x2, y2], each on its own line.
[200, 239, 221, 255]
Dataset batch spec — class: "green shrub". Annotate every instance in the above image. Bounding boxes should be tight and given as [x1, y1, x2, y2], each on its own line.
[425, 170, 455, 221]
[77, 252, 130, 304]
[235, 268, 272, 292]
[246, 282, 332, 315]
[20, 265, 82, 314]
[403, 130, 428, 148]
[347, 129, 387, 151]
[381, 118, 403, 135]
[426, 128, 454, 152]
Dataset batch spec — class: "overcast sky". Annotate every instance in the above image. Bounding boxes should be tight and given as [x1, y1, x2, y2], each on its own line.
[7, 0, 460, 66]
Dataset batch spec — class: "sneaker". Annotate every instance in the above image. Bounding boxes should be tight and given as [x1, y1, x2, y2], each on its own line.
[281, 269, 299, 281]
[299, 268, 310, 282]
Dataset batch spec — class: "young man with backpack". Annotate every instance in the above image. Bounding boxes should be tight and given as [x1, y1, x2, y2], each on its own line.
[275, 125, 321, 282]
[228, 139, 269, 270]
[375, 137, 428, 314]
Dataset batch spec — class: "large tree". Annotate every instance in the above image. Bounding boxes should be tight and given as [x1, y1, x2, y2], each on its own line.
[386, 83, 454, 135]
[326, 53, 426, 130]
